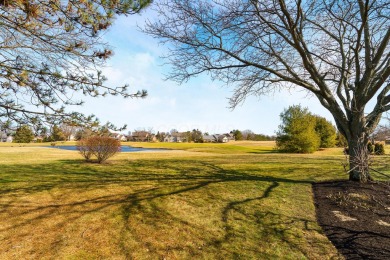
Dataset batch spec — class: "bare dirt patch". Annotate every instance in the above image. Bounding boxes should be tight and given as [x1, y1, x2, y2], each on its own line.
[313, 181, 390, 259]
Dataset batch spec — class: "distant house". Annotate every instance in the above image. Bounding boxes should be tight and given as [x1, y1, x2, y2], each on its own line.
[217, 135, 229, 143]
[0, 131, 13, 142]
[0, 132, 6, 142]
[203, 135, 216, 143]
[33, 136, 44, 143]
[164, 133, 184, 143]
[164, 135, 174, 142]
[386, 137, 390, 145]
[117, 134, 128, 141]
[203, 134, 231, 143]
[108, 130, 128, 141]
[223, 133, 235, 141]
[131, 131, 150, 142]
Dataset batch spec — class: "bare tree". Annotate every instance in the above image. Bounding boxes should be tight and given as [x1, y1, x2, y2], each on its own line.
[0, 0, 150, 127]
[60, 124, 78, 141]
[144, 0, 389, 182]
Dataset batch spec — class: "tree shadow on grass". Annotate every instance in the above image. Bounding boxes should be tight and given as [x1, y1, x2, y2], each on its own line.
[0, 158, 330, 258]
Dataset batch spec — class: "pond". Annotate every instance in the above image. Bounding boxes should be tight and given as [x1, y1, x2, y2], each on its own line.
[46, 146, 167, 153]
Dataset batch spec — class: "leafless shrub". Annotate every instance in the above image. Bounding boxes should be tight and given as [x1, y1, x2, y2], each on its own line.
[76, 138, 92, 161]
[77, 136, 121, 163]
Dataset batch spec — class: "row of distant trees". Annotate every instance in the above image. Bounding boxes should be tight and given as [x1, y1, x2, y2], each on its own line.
[230, 130, 275, 141]
[4, 108, 388, 146]
[6, 124, 276, 144]
[153, 129, 275, 143]
[6, 124, 111, 143]
[13, 125, 68, 143]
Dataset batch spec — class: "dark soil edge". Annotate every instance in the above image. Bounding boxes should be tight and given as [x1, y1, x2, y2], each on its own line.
[312, 181, 390, 260]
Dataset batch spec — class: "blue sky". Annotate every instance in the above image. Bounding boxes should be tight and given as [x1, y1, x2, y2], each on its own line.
[76, 8, 334, 136]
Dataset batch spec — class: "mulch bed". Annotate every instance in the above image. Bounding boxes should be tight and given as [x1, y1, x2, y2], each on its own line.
[313, 181, 390, 259]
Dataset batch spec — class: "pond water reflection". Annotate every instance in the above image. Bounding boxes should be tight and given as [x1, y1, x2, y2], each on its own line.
[46, 146, 167, 152]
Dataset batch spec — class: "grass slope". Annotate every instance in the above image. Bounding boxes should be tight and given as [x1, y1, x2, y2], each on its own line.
[0, 142, 388, 259]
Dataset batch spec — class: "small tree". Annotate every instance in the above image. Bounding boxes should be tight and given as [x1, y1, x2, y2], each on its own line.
[50, 125, 66, 142]
[374, 143, 386, 155]
[60, 124, 78, 141]
[75, 128, 94, 141]
[336, 132, 348, 148]
[191, 129, 203, 143]
[13, 125, 34, 143]
[231, 130, 243, 141]
[367, 142, 374, 154]
[77, 136, 121, 163]
[314, 116, 337, 148]
[276, 105, 320, 153]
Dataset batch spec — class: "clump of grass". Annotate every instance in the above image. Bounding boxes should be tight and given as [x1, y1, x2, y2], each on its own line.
[327, 191, 372, 210]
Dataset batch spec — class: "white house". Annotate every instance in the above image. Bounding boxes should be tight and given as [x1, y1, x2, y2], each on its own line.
[203, 134, 230, 143]
[108, 129, 128, 141]
[164, 134, 183, 143]
[217, 135, 229, 143]
[0, 131, 13, 142]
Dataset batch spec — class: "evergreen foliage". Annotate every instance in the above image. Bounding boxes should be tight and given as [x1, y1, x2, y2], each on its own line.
[13, 125, 34, 143]
[50, 125, 66, 141]
[314, 116, 337, 148]
[0, 0, 151, 126]
[367, 142, 374, 154]
[231, 130, 243, 141]
[336, 132, 348, 147]
[374, 143, 385, 155]
[276, 105, 337, 153]
[276, 106, 320, 153]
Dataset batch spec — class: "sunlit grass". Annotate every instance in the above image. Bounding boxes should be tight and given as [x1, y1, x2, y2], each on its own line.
[0, 142, 388, 259]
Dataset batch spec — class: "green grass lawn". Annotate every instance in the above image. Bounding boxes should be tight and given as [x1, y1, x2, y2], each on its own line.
[0, 141, 388, 259]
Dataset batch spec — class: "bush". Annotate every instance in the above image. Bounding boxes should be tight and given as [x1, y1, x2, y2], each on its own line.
[314, 116, 337, 148]
[50, 125, 66, 141]
[13, 125, 34, 143]
[367, 142, 374, 154]
[77, 136, 121, 163]
[336, 132, 348, 147]
[276, 105, 320, 153]
[374, 142, 385, 155]
[76, 138, 92, 161]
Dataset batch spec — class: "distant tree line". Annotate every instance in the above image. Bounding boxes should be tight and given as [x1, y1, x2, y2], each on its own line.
[5, 123, 116, 143]
[12, 124, 66, 143]
[153, 129, 274, 143]
[230, 130, 275, 141]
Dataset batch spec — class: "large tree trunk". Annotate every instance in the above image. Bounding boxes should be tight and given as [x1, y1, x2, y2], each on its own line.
[347, 117, 372, 182]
